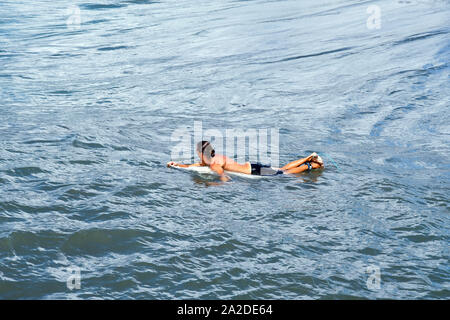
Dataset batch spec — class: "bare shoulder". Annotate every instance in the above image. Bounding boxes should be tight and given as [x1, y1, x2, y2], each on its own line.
[212, 154, 229, 165]
[221, 154, 238, 164]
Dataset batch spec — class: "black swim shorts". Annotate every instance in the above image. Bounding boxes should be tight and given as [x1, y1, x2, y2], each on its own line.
[250, 163, 283, 176]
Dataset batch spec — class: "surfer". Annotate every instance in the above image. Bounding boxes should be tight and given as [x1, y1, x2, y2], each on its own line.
[167, 141, 324, 182]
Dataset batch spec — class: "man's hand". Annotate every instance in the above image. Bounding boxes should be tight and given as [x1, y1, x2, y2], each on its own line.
[167, 161, 178, 167]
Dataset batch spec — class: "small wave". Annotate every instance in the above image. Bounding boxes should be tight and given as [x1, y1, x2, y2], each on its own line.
[80, 3, 128, 10]
[72, 139, 106, 150]
[392, 29, 448, 46]
[255, 47, 354, 65]
[61, 228, 154, 256]
[97, 45, 130, 52]
[3, 167, 48, 177]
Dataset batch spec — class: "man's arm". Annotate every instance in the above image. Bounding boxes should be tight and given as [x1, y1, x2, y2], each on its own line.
[167, 161, 230, 182]
[167, 161, 205, 168]
[210, 164, 230, 182]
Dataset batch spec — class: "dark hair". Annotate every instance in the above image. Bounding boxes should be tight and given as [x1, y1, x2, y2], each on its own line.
[196, 140, 215, 159]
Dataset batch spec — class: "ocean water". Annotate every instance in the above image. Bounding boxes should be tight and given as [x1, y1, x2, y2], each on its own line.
[0, 0, 449, 299]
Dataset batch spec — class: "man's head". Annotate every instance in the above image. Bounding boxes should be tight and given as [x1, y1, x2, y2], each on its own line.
[196, 141, 215, 163]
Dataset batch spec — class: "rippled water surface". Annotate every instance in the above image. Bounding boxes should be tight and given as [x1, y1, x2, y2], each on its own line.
[0, 0, 449, 299]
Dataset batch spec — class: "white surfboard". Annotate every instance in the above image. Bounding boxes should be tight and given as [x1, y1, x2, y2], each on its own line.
[169, 165, 265, 179]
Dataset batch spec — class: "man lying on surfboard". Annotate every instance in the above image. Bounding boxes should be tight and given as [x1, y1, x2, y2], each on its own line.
[167, 141, 324, 182]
